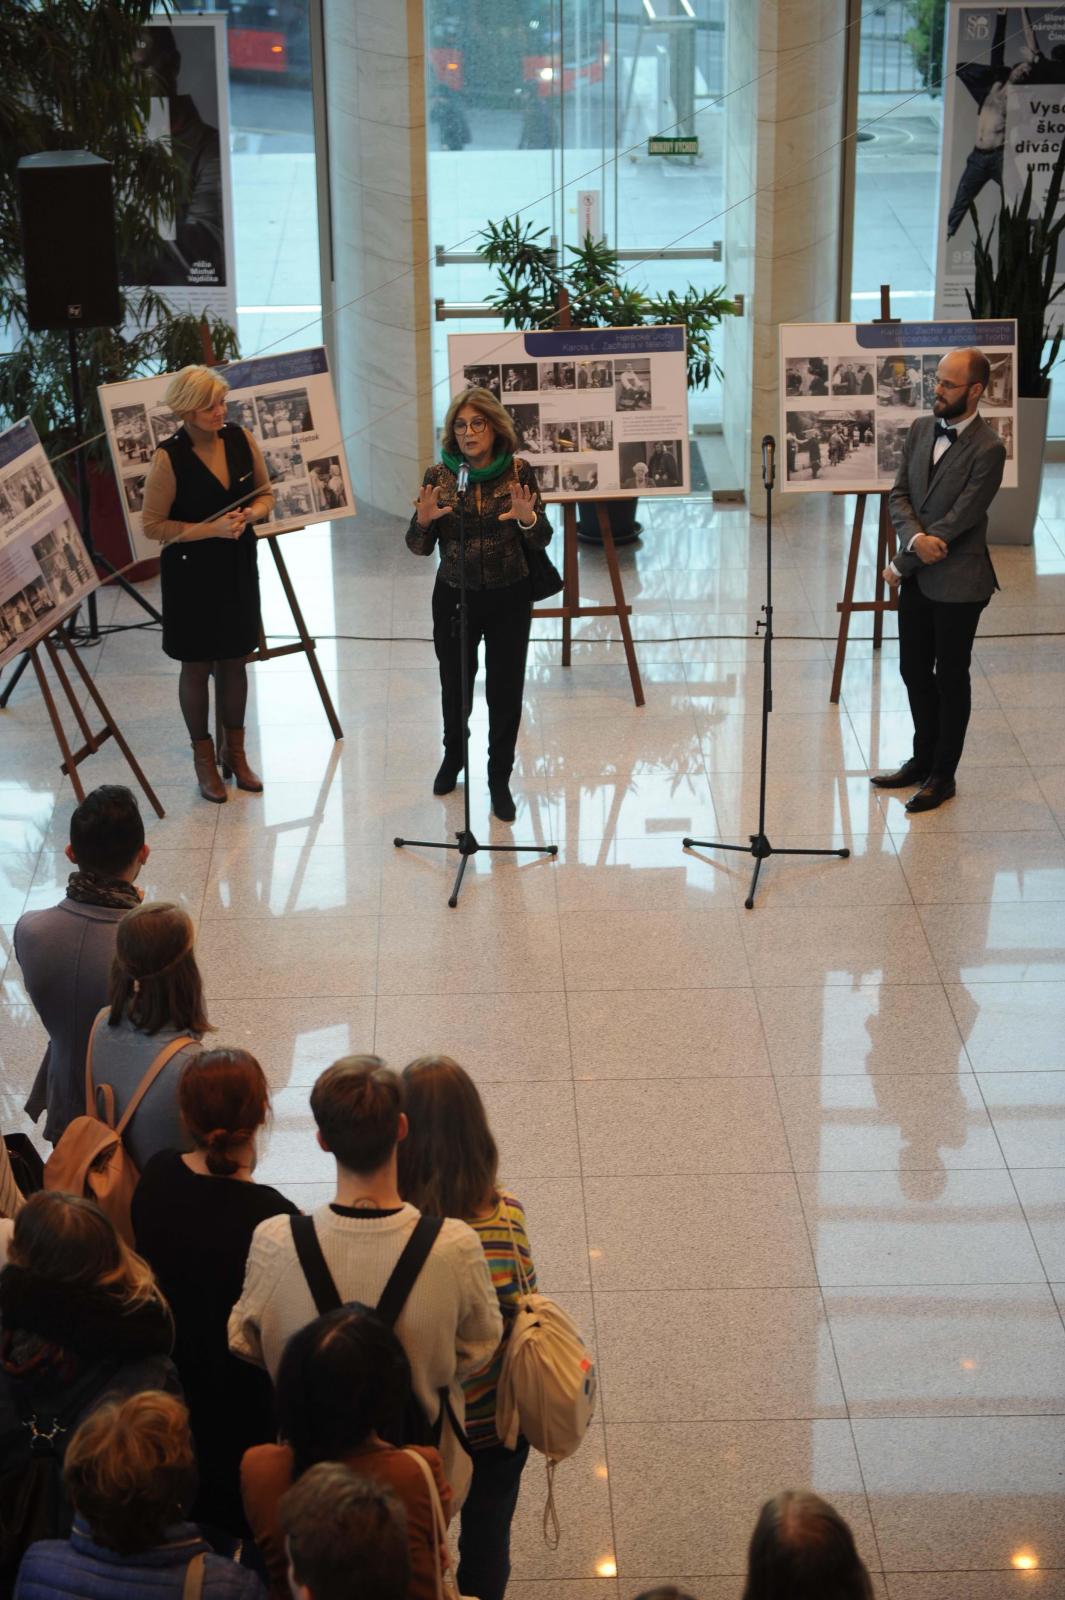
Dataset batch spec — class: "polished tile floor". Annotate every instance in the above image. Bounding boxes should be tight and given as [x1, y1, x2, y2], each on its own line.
[2, 478, 1065, 1598]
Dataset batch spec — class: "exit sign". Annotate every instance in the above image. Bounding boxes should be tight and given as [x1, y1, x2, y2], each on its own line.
[648, 137, 698, 156]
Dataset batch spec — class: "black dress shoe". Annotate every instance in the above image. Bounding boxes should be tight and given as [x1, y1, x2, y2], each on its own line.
[871, 760, 928, 789]
[489, 779, 516, 823]
[906, 776, 956, 813]
[433, 756, 462, 795]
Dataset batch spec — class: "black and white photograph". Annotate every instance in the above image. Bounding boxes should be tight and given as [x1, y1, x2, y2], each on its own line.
[580, 420, 613, 452]
[615, 359, 652, 410]
[984, 351, 1014, 409]
[533, 464, 558, 492]
[876, 412, 913, 479]
[273, 479, 315, 520]
[559, 462, 598, 492]
[256, 390, 314, 438]
[122, 476, 147, 514]
[31, 524, 87, 605]
[111, 406, 153, 466]
[0, 484, 13, 524]
[308, 456, 348, 512]
[538, 361, 576, 392]
[463, 364, 501, 397]
[0, 594, 30, 641]
[21, 575, 56, 622]
[785, 409, 876, 483]
[830, 360, 875, 397]
[577, 359, 613, 390]
[504, 404, 541, 452]
[784, 357, 830, 398]
[149, 408, 182, 447]
[618, 439, 682, 488]
[983, 412, 1014, 458]
[921, 354, 944, 409]
[542, 420, 579, 452]
[501, 363, 538, 393]
[876, 355, 924, 408]
[6, 461, 50, 511]
[263, 444, 306, 483]
[51, 518, 94, 587]
[227, 398, 258, 432]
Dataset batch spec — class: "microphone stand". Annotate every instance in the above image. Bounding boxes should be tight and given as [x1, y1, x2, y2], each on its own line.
[394, 462, 558, 909]
[682, 435, 849, 909]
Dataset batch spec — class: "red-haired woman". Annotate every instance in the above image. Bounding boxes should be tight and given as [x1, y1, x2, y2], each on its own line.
[132, 1048, 298, 1541]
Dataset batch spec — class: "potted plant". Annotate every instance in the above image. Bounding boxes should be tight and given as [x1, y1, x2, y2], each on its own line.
[965, 139, 1065, 545]
[479, 216, 735, 544]
[0, 0, 240, 580]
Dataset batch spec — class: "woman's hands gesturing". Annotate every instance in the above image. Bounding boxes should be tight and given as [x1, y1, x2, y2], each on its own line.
[414, 482, 453, 530]
[498, 480, 538, 529]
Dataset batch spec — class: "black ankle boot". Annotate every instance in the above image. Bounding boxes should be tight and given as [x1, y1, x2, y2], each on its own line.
[489, 776, 516, 822]
[433, 754, 462, 795]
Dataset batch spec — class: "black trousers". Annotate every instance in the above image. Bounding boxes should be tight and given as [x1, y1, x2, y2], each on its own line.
[432, 577, 533, 779]
[946, 144, 1003, 237]
[897, 578, 989, 781]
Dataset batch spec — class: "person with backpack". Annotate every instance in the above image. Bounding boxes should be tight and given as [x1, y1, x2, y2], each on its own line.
[228, 1057, 501, 1503]
[241, 1307, 450, 1600]
[397, 1055, 537, 1600]
[0, 1193, 180, 1590]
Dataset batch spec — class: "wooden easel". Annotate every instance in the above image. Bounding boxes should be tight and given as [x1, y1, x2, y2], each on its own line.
[828, 284, 900, 705]
[249, 533, 344, 739]
[22, 616, 164, 815]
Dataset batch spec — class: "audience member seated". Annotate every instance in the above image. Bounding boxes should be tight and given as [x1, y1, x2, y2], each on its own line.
[0, 1193, 179, 1586]
[133, 1049, 298, 1540]
[228, 1056, 501, 1502]
[742, 1491, 874, 1600]
[278, 1462, 410, 1600]
[242, 1306, 450, 1600]
[89, 901, 207, 1171]
[14, 786, 149, 1143]
[398, 1054, 537, 1600]
[13, 1390, 266, 1599]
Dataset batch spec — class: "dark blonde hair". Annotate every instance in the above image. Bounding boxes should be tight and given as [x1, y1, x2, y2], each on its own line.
[442, 386, 518, 458]
[108, 901, 209, 1037]
[9, 1191, 165, 1315]
[743, 1491, 874, 1600]
[179, 1048, 270, 1176]
[64, 1391, 196, 1553]
[396, 1055, 498, 1220]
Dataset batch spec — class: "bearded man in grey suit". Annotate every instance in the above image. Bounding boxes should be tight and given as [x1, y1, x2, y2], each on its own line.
[874, 347, 1006, 813]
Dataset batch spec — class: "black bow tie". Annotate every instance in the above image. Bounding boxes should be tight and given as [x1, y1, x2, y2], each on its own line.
[935, 422, 958, 443]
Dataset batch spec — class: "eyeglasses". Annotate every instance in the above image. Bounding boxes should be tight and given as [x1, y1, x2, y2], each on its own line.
[454, 417, 488, 435]
[935, 379, 971, 392]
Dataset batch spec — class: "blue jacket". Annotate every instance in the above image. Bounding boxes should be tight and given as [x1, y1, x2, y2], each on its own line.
[14, 1521, 266, 1599]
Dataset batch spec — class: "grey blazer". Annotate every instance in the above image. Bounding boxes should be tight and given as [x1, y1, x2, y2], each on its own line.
[888, 412, 1006, 602]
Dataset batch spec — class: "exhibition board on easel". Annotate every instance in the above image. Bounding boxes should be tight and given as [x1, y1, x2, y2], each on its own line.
[99, 347, 357, 565]
[447, 326, 690, 500]
[778, 319, 1018, 494]
[0, 417, 100, 671]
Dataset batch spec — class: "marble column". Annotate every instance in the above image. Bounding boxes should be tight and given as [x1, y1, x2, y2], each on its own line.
[722, 0, 849, 510]
[322, 0, 434, 516]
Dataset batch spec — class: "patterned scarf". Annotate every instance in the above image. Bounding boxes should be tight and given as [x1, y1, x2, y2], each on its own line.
[65, 870, 142, 911]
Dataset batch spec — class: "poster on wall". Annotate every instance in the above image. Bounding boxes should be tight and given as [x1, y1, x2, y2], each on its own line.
[447, 326, 690, 500]
[99, 347, 356, 564]
[122, 13, 237, 329]
[778, 319, 1018, 492]
[0, 419, 99, 670]
[936, 3, 1065, 326]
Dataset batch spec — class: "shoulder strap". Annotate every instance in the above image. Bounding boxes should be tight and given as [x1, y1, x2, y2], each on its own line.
[375, 1216, 444, 1328]
[182, 1551, 206, 1600]
[289, 1214, 343, 1314]
[402, 1449, 448, 1600]
[113, 1036, 197, 1136]
[84, 1008, 109, 1118]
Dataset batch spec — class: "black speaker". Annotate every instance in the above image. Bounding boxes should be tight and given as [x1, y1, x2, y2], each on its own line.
[17, 151, 122, 330]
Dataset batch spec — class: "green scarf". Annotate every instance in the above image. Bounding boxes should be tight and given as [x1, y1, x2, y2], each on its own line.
[440, 447, 513, 483]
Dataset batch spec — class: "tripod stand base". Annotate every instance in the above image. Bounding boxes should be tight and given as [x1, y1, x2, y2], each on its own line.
[394, 830, 559, 909]
[682, 833, 850, 910]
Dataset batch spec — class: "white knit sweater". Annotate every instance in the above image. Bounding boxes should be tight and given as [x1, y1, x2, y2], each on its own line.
[228, 1203, 502, 1497]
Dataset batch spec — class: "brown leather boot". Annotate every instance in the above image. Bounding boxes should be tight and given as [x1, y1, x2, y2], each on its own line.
[218, 727, 263, 792]
[192, 738, 227, 803]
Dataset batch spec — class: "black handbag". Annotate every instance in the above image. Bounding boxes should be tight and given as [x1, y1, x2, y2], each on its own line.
[525, 543, 563, 601]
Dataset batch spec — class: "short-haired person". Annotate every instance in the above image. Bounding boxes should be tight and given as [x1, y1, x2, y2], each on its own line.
[877, 346, 1006, 812]
[13, 1391, 266, 1599]
[242, 1307, 450, 1600]
[87, 901, 207, 1172]
[228, 1057, 502, 1501]
[279, 1463, 410, 1600]
[141, 364, 274, 803]
[15, 785, 149, 1142]
[742, 1490, 874, 1600]
[133, 1049, 298, 1538]
[407, 385, 554, 823]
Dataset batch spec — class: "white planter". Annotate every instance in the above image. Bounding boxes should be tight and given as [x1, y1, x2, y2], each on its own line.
[987, 390, 1049, 546]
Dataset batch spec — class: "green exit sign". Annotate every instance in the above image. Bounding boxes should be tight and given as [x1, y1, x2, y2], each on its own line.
[648, 137, 698, 156]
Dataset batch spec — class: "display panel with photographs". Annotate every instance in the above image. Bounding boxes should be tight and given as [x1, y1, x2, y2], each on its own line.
[100, 346, 356, 560]
[0, 418, 100, 670]
[779, 320, 1018, 493]
[449, 326, 690, 501]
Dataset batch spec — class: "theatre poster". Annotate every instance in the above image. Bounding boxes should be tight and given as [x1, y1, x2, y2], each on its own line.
[448, 326, 690, 500]
[0, 418, 99, 670]
[936, 3, 1065, 327]
[778, 319, 1018, 493]
[99, 347, 356, 563]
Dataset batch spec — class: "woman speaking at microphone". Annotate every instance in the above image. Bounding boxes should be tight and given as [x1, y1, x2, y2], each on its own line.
[141, 365, 274, 804]
[406, 386, 552, 824]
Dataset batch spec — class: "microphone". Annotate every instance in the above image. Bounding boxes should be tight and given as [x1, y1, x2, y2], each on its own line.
[761, 434, 776, 488]
[456, 462, 469, 496]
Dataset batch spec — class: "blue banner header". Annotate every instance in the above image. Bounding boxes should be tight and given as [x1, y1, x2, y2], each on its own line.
[855, 319, 1015, 349]
[521, 326, 685, 357]
[0, 418, 38, 471]
[220, 346, 329, 391]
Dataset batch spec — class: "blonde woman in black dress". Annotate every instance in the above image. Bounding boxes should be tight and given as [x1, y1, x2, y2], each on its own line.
[142, 365, 274, 802]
